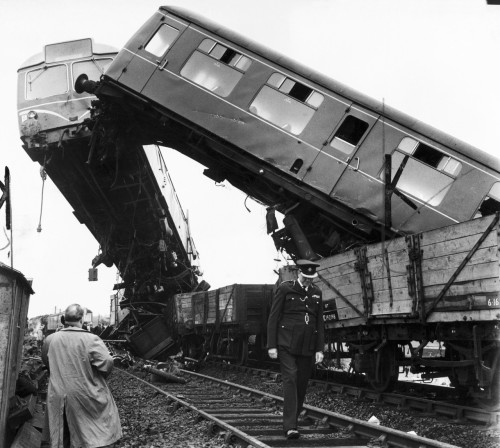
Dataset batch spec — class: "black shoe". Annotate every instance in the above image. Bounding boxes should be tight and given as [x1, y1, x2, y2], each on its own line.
[286, 429, 300, 439]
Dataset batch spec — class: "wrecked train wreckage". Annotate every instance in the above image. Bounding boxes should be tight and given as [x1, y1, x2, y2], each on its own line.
[17, 38, 205, 359]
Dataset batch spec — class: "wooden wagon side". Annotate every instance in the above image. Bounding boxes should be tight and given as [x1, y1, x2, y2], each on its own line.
[315, 214, 500, 327]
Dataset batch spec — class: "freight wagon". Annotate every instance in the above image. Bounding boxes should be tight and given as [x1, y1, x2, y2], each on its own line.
[0, 263, 34, 446]
[171, 284, 274, 364]
[293, 214, 500, 410]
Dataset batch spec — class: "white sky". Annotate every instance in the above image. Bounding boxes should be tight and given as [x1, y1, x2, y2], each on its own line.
[1, 0, 499, 318]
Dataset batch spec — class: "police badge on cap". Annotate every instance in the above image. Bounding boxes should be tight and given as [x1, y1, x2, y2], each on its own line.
[296, 259, 320, 278]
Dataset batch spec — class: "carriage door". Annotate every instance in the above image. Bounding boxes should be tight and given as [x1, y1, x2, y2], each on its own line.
[302, 107, 377, 196]
[112, 14, 188, 94]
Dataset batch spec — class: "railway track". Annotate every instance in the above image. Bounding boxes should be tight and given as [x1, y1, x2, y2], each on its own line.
[206, 362, 500, 427]
[120, 365, 461, 448]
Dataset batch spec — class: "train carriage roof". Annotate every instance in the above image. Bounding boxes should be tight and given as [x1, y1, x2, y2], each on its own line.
[18, 40, 118, 71]
[162, 6, 500, 173]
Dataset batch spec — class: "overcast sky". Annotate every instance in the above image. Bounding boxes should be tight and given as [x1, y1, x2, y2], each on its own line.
[1, 0, 499, 318]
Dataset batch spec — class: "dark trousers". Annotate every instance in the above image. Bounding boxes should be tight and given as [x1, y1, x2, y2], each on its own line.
[278, 346, 314, 431]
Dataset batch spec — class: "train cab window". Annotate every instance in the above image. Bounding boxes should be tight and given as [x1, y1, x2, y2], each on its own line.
[330, 115, 369, 155]
[26, 65, 67, 100]
[180, 39, 252, 97]
[475, 183, 500, 218]
[144, 24, 180, 57]
[383, 137, 461, 206]
[72, 59, 113, 89]
[249, 74, 324, 135]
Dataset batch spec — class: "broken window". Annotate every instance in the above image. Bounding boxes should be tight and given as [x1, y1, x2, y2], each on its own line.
[476, 182, 500, 218]
[180, 39, 251, 97]
[248, 73, 323, 135]
[26, 65, 68, 100]
[390, 151, 453, 206]
[330, 115, 369, 155]
[382, 136, 460, 207]
[145, 23, 180, 57]
[397, 137, 462, 176]
[72, 59, 113, 90]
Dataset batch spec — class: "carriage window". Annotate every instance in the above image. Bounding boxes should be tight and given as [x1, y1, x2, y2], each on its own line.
[145, 24, 179, 57]
[198, 40, 252, 71]
[249, 86, 315, 134]
[72, 59, 113, 89]
[26, 65, 68, 100]
[397, 137, 462, 176]
[330, 115, 369, 155]
[389, 150, 453, 206]
[248, 74, 323, 135]
[180, 40, 252, 97]
[476, 182, 500, 217]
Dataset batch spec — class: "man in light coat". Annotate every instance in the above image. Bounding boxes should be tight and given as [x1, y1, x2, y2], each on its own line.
[42, 303, 122, 448]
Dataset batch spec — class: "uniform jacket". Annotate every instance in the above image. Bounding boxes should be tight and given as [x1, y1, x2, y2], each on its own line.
[42, 327, 122, 448]
[267, 280, 324, 356]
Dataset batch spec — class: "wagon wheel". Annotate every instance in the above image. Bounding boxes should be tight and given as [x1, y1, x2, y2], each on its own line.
[368, 344, 398, 392]
[186, 335, 205, 360]
[477, 347, 500, 411]
[444, 345, 469, 398]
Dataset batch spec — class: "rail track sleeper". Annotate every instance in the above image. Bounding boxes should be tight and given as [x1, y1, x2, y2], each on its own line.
[205, 408, 272, 414]
[258, 434, 367, 446]
[124, 368, 464, 447]
[210, 413, 280, 419]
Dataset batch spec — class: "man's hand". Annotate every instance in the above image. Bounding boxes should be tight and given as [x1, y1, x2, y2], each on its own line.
[315, 351, 324, 364]
[268, 348, 278, 359]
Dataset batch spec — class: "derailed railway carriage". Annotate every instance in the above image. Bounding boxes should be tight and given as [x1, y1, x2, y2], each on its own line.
[17, 38, 203, 306]
[77, 6, 500, 260]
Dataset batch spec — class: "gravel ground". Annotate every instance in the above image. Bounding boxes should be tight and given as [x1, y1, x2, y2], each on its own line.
[109, 367, 231, 448]
[107, 363, 500, 448]
[199, 364, 500, 448]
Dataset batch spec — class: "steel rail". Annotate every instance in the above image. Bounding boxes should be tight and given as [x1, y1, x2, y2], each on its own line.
[119, 365, 462, 447]
[218, 362, 499, 426]
[119, 368, 270, 448]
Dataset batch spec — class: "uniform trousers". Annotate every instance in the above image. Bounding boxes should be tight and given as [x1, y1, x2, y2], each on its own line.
[278, 346, 314, 431]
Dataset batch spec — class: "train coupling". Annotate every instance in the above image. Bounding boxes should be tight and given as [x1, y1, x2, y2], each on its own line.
[75, 73, 99, 94]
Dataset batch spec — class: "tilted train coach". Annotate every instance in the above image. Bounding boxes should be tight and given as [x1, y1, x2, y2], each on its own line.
[17, 38, 203, 304]
[76, 6, 500, 262]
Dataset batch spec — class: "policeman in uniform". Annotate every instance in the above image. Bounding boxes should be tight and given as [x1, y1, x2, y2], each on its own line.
[267, 259, 324, 439]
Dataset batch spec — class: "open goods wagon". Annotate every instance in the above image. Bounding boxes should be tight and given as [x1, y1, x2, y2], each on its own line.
[298, 214, 500, 409]
[173, 284, 274, 364]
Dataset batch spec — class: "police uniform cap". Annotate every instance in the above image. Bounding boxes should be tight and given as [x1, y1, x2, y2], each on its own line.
[296, 259, 320, 278]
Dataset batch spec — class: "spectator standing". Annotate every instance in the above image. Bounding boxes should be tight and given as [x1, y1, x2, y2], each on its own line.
[42, 303, 122, 448]
[36, 325, 45, 350]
